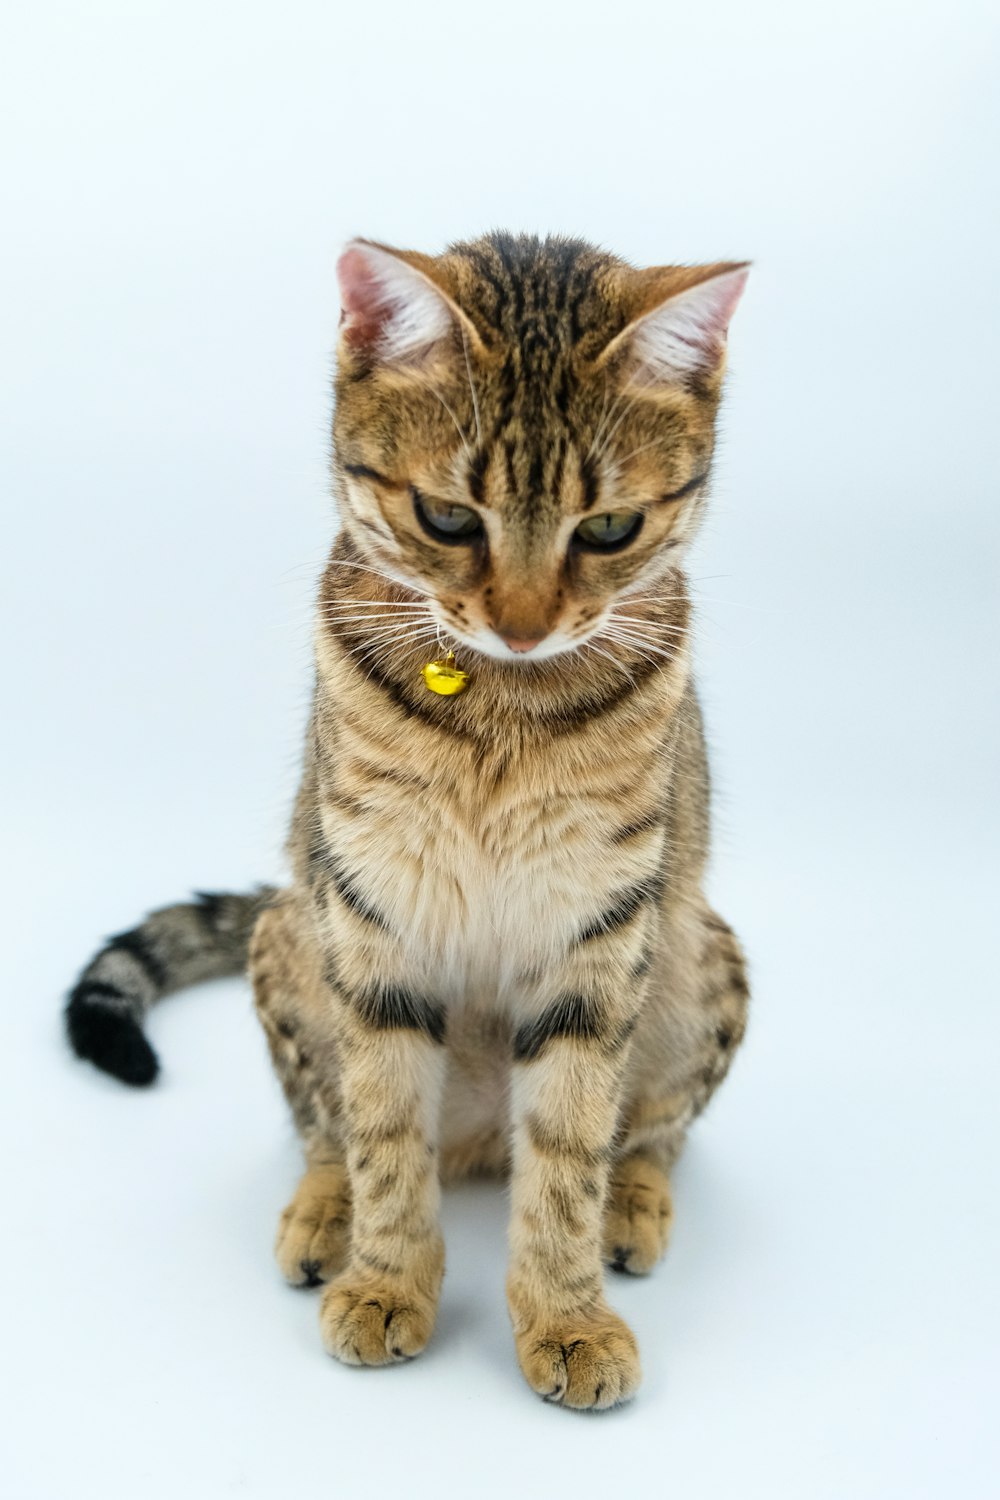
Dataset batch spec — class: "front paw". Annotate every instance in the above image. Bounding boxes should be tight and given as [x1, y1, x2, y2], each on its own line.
[320, 1262, 441, 1366]
[513, 1307, 641, 1410]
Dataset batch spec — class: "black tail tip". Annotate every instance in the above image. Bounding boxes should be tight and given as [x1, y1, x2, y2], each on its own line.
[66, 1002, 160, 1087]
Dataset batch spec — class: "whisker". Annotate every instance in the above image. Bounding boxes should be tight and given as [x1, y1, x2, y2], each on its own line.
[598, 629, 677, 661]
[581, 638, 638, 684]
[608, 617, 687, 634]
[323, 618, 436, 633]
[327, 559, 433, 598]
[607, 614, 687, 634]
[346, 626, 441, 668]
[613, 591, 689, 609]
[343, 622, 439, 646]
[605, 620, 684, 642]
[346, 618, 434, 648]
[592, 634, 663, 671]
[321, 598, 433, 609]
[321, 608, 434, 622]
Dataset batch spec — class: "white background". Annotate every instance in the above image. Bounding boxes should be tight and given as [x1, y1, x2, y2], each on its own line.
[2, 2, 998, 1495]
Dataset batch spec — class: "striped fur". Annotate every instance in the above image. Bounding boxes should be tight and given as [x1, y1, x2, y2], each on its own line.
[67, 890, 274, 1084]
[66, 232, 750, 1409]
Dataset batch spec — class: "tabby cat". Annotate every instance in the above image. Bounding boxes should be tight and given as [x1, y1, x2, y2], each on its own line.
[67, 232, 750, 1409]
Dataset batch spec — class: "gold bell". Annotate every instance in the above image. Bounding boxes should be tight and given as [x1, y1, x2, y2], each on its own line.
[421, 650, 469, 696]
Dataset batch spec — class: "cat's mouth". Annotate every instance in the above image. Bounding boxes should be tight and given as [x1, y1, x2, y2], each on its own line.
[432, 613, 610, 665]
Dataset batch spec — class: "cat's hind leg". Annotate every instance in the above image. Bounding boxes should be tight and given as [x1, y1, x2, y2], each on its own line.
[250, 895, 351, 1287]
[274, 1155, 351, 1288]
[606, 903, 749, 1275]
[603, 1155, 675, 1275]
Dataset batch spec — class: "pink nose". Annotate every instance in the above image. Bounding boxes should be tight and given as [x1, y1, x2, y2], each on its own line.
[502, 635, 544, 654]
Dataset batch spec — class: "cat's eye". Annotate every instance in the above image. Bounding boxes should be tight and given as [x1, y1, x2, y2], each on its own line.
[413, 490, 484, 544]
[573, 510, 645, 551]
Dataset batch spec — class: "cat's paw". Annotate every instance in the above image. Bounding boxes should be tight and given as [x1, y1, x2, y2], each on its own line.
[514, 1308, 641, 1410]
[320, 1269, 439, 1366]
[275, 1165, 351, 1287]
[603, 1157, 673, 1275]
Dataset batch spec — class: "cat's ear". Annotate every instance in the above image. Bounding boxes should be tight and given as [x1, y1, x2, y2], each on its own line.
[599, 262, 750, 384]
[336, 240, 479, 365]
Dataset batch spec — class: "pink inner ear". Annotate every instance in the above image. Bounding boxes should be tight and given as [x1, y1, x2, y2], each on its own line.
[632, 265, 750, 379]
[336, 247, 393, 349]
[696, 266, 750, 344]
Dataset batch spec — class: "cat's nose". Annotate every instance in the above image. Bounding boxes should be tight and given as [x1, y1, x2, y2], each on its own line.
[502, 635, 544, 654]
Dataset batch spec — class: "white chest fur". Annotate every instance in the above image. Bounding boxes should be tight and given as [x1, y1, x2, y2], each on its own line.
[322, 735, 664, 1006]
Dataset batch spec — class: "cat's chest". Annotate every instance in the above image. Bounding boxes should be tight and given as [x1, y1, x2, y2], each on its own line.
[322, 741, 664, 995]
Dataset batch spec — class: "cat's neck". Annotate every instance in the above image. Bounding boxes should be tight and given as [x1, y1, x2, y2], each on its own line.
[314, 530, 692, 746]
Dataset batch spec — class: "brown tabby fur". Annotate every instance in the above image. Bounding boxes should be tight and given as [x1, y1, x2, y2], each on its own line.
[68, 232, 749, 1410]
[252, 234, 749, 1407]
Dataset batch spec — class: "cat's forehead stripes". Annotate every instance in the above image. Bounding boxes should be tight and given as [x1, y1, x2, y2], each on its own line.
[446, 237, 612, 478]
[482, 433, 604, 525]
[454, 234, 620, 363]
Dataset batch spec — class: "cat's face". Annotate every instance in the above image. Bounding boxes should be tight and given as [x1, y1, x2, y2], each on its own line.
[331, 234, 746, 662]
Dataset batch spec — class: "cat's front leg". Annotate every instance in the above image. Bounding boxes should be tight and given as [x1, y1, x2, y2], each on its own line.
[507, 966, 645, 1409]
[318, 969, 447, 1367]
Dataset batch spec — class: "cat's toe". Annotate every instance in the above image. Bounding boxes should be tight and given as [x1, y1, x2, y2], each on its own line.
[320, 1271, 438, 1366]
[514, 1309, 641, 1410]
[602, 1157, 673, 1275]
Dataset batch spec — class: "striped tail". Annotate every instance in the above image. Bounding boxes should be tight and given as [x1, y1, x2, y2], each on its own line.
[66, 888, 277, 1086]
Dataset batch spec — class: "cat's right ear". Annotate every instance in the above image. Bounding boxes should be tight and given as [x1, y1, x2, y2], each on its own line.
[336, 240, 478, 366]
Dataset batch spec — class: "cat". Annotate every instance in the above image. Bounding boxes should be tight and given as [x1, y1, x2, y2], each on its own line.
[66, 232, 750, 1409]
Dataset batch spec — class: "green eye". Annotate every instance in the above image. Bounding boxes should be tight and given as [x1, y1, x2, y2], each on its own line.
[413, 490, 484, 543]
[573, 511, 644, 551]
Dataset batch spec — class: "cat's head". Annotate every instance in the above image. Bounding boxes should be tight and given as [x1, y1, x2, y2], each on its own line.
[331, 233, 747, 662]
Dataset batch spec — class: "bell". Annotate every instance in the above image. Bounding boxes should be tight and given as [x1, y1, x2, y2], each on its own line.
[421, 650, 469, 696]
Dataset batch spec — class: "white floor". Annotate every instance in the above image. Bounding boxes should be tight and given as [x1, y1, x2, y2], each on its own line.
[3, 2, 999, 1494]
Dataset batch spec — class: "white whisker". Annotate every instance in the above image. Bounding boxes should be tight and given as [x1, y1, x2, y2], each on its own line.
[598, 629, 677, 661]
[581, 638, 637, 684]
[608, 616, 687, 634]
[321, 598, 432, 609]
[343, 622, 439, 646]
[323, 618, 436, 633]
[321, 608, 434, 622]
[605, 618, 684, 640]
[327, 558, 433, 598]
[346, 626, 441, 669]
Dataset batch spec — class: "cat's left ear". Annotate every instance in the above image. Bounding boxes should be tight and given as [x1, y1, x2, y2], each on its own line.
[599, 262, 750, 384]
[336, 239, 481, 365]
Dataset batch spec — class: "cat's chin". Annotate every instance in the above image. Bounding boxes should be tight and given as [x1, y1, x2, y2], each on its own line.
[445, 629, 588, 665]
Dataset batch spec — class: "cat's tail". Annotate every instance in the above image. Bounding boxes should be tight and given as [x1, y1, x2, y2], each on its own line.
[65, 888, 278, 1087]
